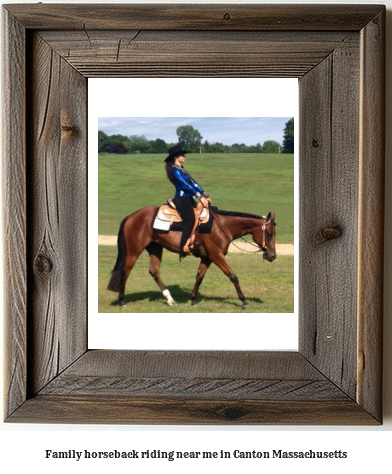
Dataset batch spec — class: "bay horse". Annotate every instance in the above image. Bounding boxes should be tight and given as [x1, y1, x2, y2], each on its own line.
[107, 207, 276, 309]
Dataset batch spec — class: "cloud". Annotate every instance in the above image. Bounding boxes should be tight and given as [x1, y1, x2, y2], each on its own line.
[98, 117, 293, 146]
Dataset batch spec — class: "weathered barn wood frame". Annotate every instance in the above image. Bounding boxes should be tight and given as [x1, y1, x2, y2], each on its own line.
[3, 4, 385, 424]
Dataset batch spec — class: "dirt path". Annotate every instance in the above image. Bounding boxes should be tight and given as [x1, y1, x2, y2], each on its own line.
[98, 235, 294, 255]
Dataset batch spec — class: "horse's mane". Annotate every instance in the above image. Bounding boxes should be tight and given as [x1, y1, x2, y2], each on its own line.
[216, 210, 263, 220]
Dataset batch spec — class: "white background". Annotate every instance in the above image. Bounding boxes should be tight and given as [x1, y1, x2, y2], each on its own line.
[1, 0, 391, 472]
[89, 78, 299, 351]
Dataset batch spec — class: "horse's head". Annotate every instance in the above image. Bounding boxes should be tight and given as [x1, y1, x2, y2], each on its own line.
[252, 212, 276, 262]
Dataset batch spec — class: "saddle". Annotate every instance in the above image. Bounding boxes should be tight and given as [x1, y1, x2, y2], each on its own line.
[153, 199, 210, 255]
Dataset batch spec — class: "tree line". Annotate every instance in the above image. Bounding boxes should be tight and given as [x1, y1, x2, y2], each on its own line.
[98, 118, 294, 155]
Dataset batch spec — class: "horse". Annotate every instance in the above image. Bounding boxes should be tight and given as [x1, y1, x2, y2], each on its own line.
[107, 206, 276, 309]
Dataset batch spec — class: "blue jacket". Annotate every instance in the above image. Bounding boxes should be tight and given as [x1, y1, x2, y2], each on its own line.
[171, 165, 205, 199]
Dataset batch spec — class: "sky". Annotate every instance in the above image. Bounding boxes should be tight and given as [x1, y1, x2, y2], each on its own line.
[98, 117, 292, 146]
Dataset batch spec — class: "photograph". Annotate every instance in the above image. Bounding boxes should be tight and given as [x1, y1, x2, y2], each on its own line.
[97, 116, 295, 314]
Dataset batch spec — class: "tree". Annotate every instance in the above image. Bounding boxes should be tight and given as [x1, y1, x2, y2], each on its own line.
[255, 143, 263, 153]
[262, 140, 281, 154]
[208, 142, 227, 153]
[150, 138, 168, 154]
[176, 125, 203, 153]
[282, 118, 294, 153]
[100, 134, 131, 154]
[203, 140, 211, 153]
[98, 131, 107, 152]
[231, 143, 248, 153]
[129, 135, 151, 154]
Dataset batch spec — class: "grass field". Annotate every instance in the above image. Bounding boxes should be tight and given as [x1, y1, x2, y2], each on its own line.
[98, 152, 294, 313]
[99, 245, 294, 313]
[99, 153, 294, 243]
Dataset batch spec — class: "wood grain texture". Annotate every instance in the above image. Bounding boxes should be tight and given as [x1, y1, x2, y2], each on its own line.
[4, 4, 384, 31]
[37, 351, 346, 400]
[38, 30, 358, 78]
[299, 39, 360, 399]
[58, 350, 325, 379]
[39, 377, 347, 400]
[27, 33, 87, 395]
[357, 9, 385, 422]
[2, 9, 27, 419]
[9, 396, 378, 425]
[10, 351, 376, 424]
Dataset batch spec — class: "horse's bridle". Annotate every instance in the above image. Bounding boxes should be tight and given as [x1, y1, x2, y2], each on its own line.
[261, 217, 272, 252]
[208, 208, 272, 254]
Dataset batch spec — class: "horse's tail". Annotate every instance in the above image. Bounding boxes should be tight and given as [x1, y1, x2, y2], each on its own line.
[107, 216, 128, 292]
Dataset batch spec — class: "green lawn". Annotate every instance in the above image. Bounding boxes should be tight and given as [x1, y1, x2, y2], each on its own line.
[99, 245, 294, 313]
[99, 153, 294, 243]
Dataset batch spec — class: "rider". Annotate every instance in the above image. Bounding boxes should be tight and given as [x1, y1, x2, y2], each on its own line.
[164, 145, 211, 259]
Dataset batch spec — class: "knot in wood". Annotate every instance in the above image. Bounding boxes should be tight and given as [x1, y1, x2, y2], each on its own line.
[34, 253, 53, 275]
[61, 124, 78, 134]
[223, 405, 244, 420]
[312, 139, 319, 148]
[314, 225, 342, 245]
[223, 13, 231, 21]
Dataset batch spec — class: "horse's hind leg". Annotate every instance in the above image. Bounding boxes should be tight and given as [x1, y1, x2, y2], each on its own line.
[145, 242, 175, 306]
[190, 258, 211, 307]
[119, 253, 141, 308]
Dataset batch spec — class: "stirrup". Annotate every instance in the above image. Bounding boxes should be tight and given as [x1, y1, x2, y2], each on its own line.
[192, 239, 200, 258]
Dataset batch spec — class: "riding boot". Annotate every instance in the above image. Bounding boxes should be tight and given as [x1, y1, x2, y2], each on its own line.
[179, 244, 192, 261]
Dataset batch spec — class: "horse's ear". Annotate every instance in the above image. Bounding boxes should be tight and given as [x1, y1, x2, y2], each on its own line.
[271, 212, 276, 221]
[267, 212, 271, 220]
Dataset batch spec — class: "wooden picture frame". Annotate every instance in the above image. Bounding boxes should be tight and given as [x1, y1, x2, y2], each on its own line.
[3, 4, 385, 424]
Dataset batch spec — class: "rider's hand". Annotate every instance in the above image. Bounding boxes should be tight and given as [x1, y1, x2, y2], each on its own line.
[200, 196, 210, 207]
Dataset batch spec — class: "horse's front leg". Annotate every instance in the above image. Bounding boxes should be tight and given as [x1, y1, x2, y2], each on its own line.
[190, 257, 211, 306]
[211, 253, 250, 309]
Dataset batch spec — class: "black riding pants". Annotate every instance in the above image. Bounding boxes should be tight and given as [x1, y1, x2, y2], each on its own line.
[173, 196, 195, 254]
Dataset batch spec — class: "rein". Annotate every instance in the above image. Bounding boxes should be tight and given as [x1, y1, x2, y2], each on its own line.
[207, 207, 269, 254]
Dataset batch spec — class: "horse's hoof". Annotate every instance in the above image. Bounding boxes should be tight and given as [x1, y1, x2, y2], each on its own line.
[191, 302, 198, 307]
[242, 303, 250, 310]
[120, 303, 127, 309]
[167, 301, 175, 306]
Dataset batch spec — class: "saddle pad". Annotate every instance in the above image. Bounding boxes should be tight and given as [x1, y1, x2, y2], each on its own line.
[152, 218, 170, 231]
